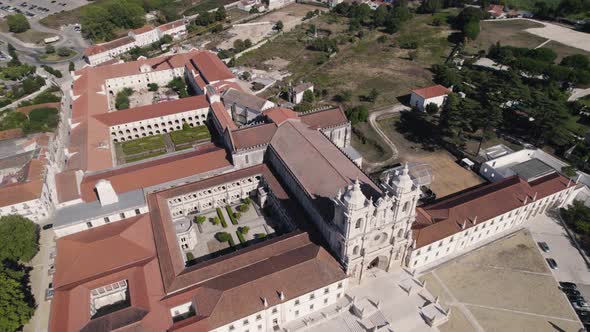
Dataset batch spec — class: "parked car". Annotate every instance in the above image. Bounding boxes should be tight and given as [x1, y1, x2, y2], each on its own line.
[566, 289, 582, 297]
[560, 281, 578, 290]
[573, 300, 590, 312]
[42, 223, 53, 230]
[546, 258, 558, 269]
[538, 241, 550, 252]
[569, 295, 585, 303]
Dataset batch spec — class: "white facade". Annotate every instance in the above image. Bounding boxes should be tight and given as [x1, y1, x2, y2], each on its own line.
[85, 21, 188, 66]
[407, 185, 575, 270]
[104, 65, 185, 93]
[0, 195, 50, 223]
[53, 205, 149, 238]
[210, 279, 348, 332]
[409, 93, 447, 112]
[110, 107, 209, 142]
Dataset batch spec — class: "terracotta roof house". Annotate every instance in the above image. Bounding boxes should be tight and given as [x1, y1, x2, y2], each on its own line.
[410, 84, 451, 112]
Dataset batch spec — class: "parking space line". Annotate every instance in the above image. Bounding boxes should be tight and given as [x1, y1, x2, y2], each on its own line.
[463, 302, 580, 323]
[432, 270, 486, 332]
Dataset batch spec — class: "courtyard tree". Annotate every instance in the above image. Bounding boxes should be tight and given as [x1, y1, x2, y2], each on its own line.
[239, 226, 250, 234]
[148, 83, 159, 91]
[210, 216, 220, 225]
[69, 61, 75, 72]
[57, 47, 72, 57]
[167, 77, 188, 98]
[45, 45, 55, 54]
[0, 266, 35, 331]
[0, 215, 38, 263]
[274, 20, 284, 31]
[7, 14, 30, 33]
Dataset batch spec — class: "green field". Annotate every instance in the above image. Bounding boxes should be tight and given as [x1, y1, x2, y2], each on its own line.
[238, 10, 457, 107]
[503, 0, 560, 11]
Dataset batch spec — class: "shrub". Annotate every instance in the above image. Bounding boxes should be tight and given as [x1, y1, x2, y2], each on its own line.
[243, 197, 252, 205]
[237, 203, 249, 212]
[226, 205, 238, 225]
[42, 65, 62, 78]
[186, 252, 194, 261]
[236, 230, 246, 244]
[57, 47, 72, 57]
[216, 208, 228, 228]
[148, 83, 158, 91]
[255, 233, 267, 239]
[234, 212, 241, 220]
[239, 226, 250, 234]
[45, 45, 55, 54]
[194, 215, 206, 224]
[210, 216, 220, 225]
[215, 231, 231, 242]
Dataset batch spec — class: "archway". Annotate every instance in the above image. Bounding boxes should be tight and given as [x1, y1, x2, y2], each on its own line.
[367, 256, 388, 270]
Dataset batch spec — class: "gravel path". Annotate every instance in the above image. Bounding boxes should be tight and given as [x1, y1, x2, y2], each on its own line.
[363, 104, 410, 171]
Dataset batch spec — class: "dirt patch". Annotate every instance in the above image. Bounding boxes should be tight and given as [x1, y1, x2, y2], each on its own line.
[469, 20, 547, 53]
[263, 57, 290, 71]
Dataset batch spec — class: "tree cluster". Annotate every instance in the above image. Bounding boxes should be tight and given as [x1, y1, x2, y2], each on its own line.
[488, 43, 590, 84]
[307, 37, 338, 54]
[453, 7, 484, 41]
[81, 0, 147, 41]
[233, 39, 253, 53]
[332, 1, 412, 34]
[194, 6, 226, 27]
[115, 87, 134, 110]
[433, 61, 576, 149]
[561, 200, 590, 252]
[345, 105, 369, 125]
[167, 77, 189, 98]
[533, 0, 590, 20]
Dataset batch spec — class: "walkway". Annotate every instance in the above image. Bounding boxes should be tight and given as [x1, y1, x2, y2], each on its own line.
[163, 133, 176, 153]
[363, 104, 409, 171]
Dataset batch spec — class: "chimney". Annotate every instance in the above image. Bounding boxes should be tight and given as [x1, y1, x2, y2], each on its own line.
[472, 216, 477, 225]
[523, 196, 528, 205]
[279, 291, 285, 301]
[263, 298, 268, 307]
[533, 192, 537, 201]
[461, 221, 466, 229]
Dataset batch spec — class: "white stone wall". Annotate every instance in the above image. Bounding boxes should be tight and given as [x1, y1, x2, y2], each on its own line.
[110, 107, 209, 142]
[209, 279, 348, 332]
[0, 198, 49, 223]
[407, 186, 575, 269]
[104, 67, 184, 93]
[131, 30, 160, 47]
[232, 147, 266, 169]
[322, 124, 350, 149]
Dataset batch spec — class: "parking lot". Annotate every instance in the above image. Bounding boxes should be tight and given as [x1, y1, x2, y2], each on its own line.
[0, 0, 88, 19]
[420, 229, 582, 332]
[529, 212, 590, 328]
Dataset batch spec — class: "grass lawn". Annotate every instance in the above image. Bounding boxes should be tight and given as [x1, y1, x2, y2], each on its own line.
[125, 151, 166, 163]
[504, 0, 560, 11]
[40, 49, 77, 61]
[0, 20, 54, 44]
[238, 9, 457, 108]
[169, 125, 211, 145]
[118, 135, 165, 155]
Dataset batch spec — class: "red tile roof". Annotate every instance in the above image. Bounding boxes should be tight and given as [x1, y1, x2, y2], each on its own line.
[412, 173, 572, 248]
[412, 84, 450, 99]
[210, 101, 237, 131]
[94, 95, 209, 127]
[263, 107, 299, 125]
[55, 170, 80, 203]
[158, 19, 186, 32]
[84, 36, 135, 57]
[299, 106, 348, 129]
[189, 51, 235, 83]
[79, 144, 231, 202]
[231, 123, 277, 150]
[131, 25, 155, 35]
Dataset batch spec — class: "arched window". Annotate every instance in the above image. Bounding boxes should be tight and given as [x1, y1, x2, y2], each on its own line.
[353, 246, 359, 255]
[397, 229, 404, 238]
[402, 201, 409, 212]
[355, 218, 362, 229]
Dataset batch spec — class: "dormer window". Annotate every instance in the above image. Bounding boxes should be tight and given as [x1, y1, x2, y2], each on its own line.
[90, 280, 130, 319]
[171, 302, 196, 323]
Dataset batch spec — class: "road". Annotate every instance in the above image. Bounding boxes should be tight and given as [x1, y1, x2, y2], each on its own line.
[363, 104, 409, 172]
[0, 18, 88, 66]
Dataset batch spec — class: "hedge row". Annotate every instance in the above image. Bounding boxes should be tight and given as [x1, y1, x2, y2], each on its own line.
[228, 234, 236, 247]
[226, 205, 238, 225]
[236, 230, 246, 244]
[216, 207, 228, 228]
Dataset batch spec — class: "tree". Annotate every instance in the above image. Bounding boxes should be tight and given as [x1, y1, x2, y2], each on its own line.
[159, 34, 173, 45]
[148, 83, 158, 91]
[186, 252, 194, 261]
[368, 88, 379, 103]
[0, 215, 38, 263]
[346, 105, 369, 125]
[561, 165, 577, 177]
[167, 77, 188, 98]
[302, 90, 314, 103]
[0, 266, 35, 331]
[425, 102, 439, 115]
[7, 14, 30, 33]
[57, 47, 71, 57]
[45, 45, 55, 54]
[210, 216, 220, 225]
[233, 39, 245, 51]
[194, 216, 206, 224]
[462, 20, 480, 41]
[68, 61, 75, 72]
[239, 226, 250, 234]
[81, 6, 116, 41]
[106, 0, 145, 29]
[215, 6, 227, 21]
[244, 38, 252, 48]
[419, 0, 442, 13]
[561, 54, 589, 69]
[274, 20, 284, 31]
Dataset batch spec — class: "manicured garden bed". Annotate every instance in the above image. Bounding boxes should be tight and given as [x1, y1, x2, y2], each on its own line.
[170, 125, 211, 145]
[226, 205, 239, 225]
[119, 135, 165, 155]
[216, 207, 228, 228]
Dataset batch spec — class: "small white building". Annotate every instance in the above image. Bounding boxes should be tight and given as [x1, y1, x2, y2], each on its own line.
[409, 85, 450, 112]
[289, 82, 314, 104]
